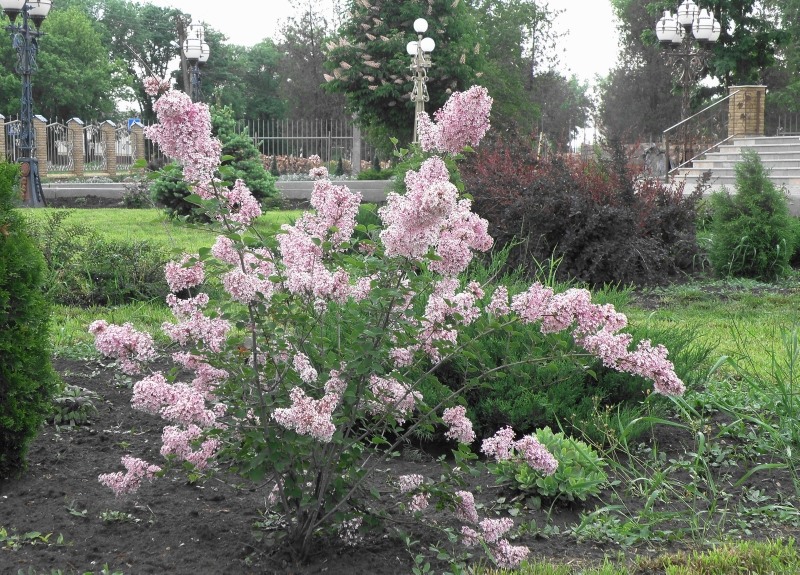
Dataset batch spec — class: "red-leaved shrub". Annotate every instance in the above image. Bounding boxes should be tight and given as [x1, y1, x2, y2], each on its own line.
[462, 134, 701, 286]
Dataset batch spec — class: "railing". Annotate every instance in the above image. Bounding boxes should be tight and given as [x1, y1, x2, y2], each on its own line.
[769, 112, 800, 136]
[663, 89, 741, 175]
[238, 117, 376, 164]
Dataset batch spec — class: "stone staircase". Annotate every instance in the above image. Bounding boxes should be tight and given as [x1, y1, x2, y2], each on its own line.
[674, 135, 800, 214]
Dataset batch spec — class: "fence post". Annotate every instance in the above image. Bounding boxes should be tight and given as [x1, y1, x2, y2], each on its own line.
[101, 120, 117, 177]
[130, 121, 146, 165]
[0, 115, 5, 163]
[728, 85, 767, 137]
[351, 117, 361, 176]
[68, 118, 85, 176]
[33, 115, 47, 178]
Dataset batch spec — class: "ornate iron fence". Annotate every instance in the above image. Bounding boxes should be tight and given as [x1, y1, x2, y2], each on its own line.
[239, 118, 375, 165]
[115, 124, 135, 172]
[46, 120, 73, 173]
[83, 123, 106, 172]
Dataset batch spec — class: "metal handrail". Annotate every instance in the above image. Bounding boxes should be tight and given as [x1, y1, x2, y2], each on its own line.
[664, 89, 741, 176]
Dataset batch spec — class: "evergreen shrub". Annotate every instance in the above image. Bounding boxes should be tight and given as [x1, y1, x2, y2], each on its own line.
[709, 150, 794, 280]
[0, 162, 59, 478]
[422, 250, 716, 443]
[151, 105, 278, 221]
[460, 134, 701, 286]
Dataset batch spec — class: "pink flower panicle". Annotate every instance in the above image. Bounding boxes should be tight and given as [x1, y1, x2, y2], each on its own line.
[273, 387, 339, 443]
[165, 254, 205, 293]
[418, 85, 493, 154]
[398, 474, 424, 493]
[379, 156, 492, 276]
[98, 456, 161, 497]
[367, 375, 422, 425]
[89, 320, 155, 375]
[143, 76, 170, 96]
[293, 352, 318, 383]
[144, 89, 221, 186]
[161, 424, 220, 469]
[454, 490, 479, 523]
[218, 179, 262, 228]
[442, 406, 476, 444]
[482, 427, 558, 476]
[408, 493, 430, 512]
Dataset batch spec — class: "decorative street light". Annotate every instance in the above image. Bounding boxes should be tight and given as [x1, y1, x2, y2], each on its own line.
[656, 1, 720, 124]
[406, 18, 435, 144]
[184, 22, 210, 103]
[0, 0, 52, 207]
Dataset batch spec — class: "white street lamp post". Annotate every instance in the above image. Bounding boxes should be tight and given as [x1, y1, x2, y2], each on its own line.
[406, 17, 435, 144]
[656, 1, 720, 166]
[183, 22, 210, 103]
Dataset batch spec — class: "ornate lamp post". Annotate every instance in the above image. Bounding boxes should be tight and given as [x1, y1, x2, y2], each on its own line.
[656, 1, 720, 166]
[0, 0, 51, 207]
[406, 18, 435, 144]
[184, 22, 210, 103]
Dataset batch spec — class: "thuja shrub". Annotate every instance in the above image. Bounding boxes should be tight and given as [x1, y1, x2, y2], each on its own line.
[151, 103, 277, 221]
[91, 83, 687, 567]
[0, 162, 59, 478]
[461, 134, 701, 286]
[709, 150, 794, 280]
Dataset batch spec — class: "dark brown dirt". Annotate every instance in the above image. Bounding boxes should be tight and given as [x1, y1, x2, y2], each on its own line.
[3, 357, 799, 574]
[0, 358, 619, 575]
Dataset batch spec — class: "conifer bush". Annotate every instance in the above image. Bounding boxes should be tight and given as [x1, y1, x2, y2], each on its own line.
[150, 105, 277, 221]
[708, 150, 794, 280]
[0, 163, 59, 478]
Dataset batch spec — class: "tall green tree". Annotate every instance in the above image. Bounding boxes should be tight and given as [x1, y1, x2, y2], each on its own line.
[97, 0, 188, 122]
[323, 0, 484, 145]
[0, 5, 123, 121]
[278, 4, 348, 122]
[472, 0, 564, 132]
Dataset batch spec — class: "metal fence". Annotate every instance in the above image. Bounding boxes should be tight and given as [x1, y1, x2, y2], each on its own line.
[237, 118, 376, 165]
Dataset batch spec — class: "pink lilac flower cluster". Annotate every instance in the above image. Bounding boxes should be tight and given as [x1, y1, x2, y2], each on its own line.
[506, 284, 684, 396]
[273, 386, 340, 442]
[144, 89, 221, 186]
[442, 406, 475, 444]
[455, 491, 529, 569]
[142, 76, 170, 96]
[164, 254, 205, 293]
[98, 456, 161, 497]
[417, 85, 493, 154]
[366, 374, 422, 425]
[416, 279, 484, 360]
[293, 352, 318, 383]
[276, 177, 363, 300]
[398, 474, 424, 493]
[481, 426, 558, 476]
[218, 179, 262, 228]
[161, 424, 220, 469]
[131, 372, 223, 427]
[162, 293, 231, 353]
[172, 352, 228, 396]
[379, 156, 492, 276]
[89, 320, 155, 375]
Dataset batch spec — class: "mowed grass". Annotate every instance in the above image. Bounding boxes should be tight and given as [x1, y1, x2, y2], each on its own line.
[26, 207, 302, 355]
[26, 207, 302, 254]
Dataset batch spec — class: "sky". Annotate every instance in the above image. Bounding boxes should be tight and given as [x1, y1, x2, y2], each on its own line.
[146, 0, 620, 86]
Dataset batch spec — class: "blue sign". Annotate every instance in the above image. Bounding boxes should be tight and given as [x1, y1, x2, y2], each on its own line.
[127, 118, 141, 131]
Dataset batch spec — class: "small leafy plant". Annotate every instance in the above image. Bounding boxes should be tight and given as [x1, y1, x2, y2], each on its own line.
[490, 427, 609, 508]
[50, 385, 99, 427]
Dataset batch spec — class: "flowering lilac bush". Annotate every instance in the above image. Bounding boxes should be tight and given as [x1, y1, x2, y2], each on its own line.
[92, 83, 685, 566]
